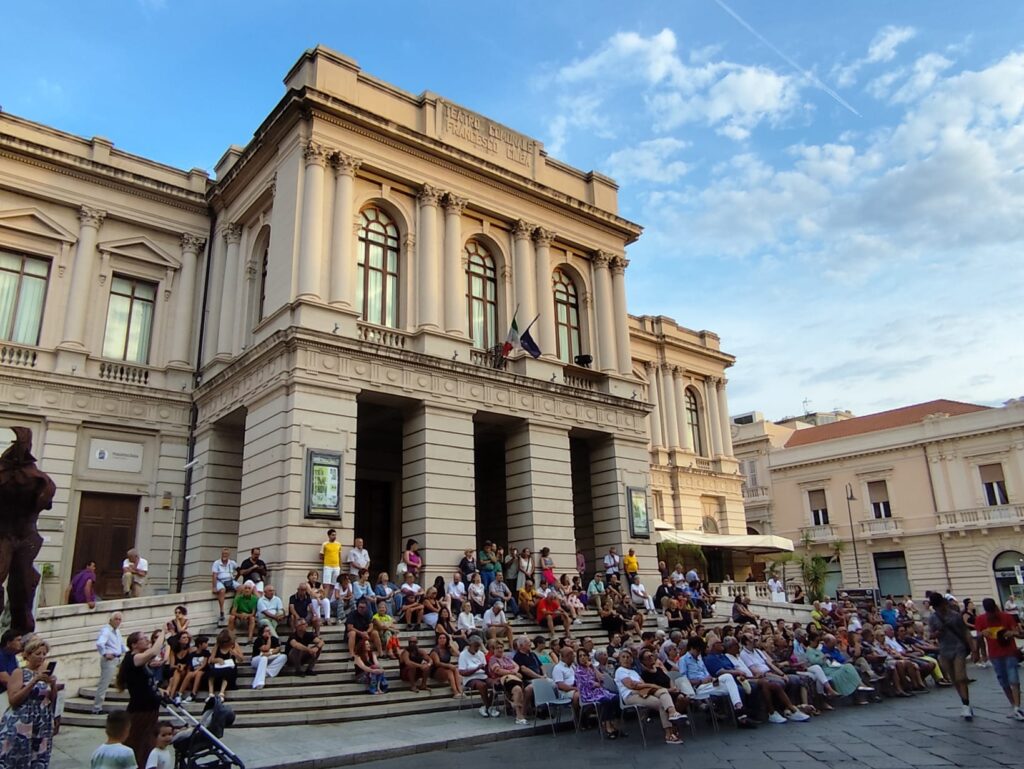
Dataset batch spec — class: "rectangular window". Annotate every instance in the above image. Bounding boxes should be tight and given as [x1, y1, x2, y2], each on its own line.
[742, 459, 759, 488]
[873, 551, 911, 597]
[808, 489, 829, 526]
[980, 463, 1009, 506]
[102, 276, 156, 363]
[0, 250, 49, 346]
[868, 480, 892, 519]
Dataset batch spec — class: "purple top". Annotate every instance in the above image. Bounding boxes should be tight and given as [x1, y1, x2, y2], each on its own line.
[574, 664, 616, 704]
[69, 568, 95, 603]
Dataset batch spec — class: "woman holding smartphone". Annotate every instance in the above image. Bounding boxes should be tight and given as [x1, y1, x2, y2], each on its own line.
[116, 628, 165, 767]
[0, 635, 58, 768]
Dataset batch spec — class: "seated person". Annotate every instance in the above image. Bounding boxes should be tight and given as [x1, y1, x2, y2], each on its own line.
[164, 631, 193, 704]
[600, 600, 626, 640]
[665, 598, 692, 632]
[286, 618, 324, 675]
[165, 605, 189, 636]
[400, 637, 433, 693]
[614, 649, 687, 745]
[654, 577, 678, 613]
[238, 547, 268, 595]
[575, 647, 623, 738]
[206, 628, 244, 702]
[638, 648, 689, 718]
[518, 579, 539, 619]
[448, 570, 467, 614]
[289, 582, 319, 634]
[630, 576, 656, 612]
[587, 573, 607, 610]
[430, 633, 462, 696]
[306, 570, 332, 626]
[616, 597, 645, 637]
[354, 636, 388, 694]
[681, 636, 755, 727]
[374, 572, 403, 617]
[179, 635, 210, 703]
[256, 585, 285, 633]
[537, 593, 573, 638]
[489, 642, 531, 724]
[467, 573, 487, 616]
[250, 624, 287, 690]
[400, 571, 426, 629]
[373, 599, 400, 659]
[459, 635, 497, 717]
[229, 582, 259, 642]
[482, 600, 514, 644]
[346, 597, 382, 656]
[737, 634, 812, 717]
[513, 635, 547, 686]
[333, 573, 354, 619]
[488, 572, 519, 616]
[731, 595, 759, 626]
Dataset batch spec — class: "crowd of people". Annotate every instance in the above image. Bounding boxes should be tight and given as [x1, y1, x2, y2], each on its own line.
[5, 534, 1013, 768]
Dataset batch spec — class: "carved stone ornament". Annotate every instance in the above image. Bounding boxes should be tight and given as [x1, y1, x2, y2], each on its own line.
[223, 224, 242, 245]
[78, 206, 106, 229]
[180, 233, 207, 253]
[417, 184, 443, 206]
[332, 152, 363, 176]
[512, 219, 533, 240]
[592, 250, 613, 268]
[443, 193, 469, 216]
[246, 258, 259, 278]
[402, 233, 416, 252]
[302, 140, 330, 166]
[610, 256, 630, 275]
[532, 227, 556, 247]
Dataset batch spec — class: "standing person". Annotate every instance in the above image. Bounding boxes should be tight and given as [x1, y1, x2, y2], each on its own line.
[1005, 593, 1020, 621]
[974, 597, 1023, 720]
[928, 591, 976, 721]
[478, 542, 498, 592]
[67, 560, 98, 608]
[539, 547, 556, 587]
[516, 548, 535, 592]
[145, 721, 175, 769]
[0, 631, 22, 717]
[0, 635, 57, 767]
[768, 573, 786, 603]
[503, 547, 519, 586]
[401, 539, 423, 579]
[211, 548, 238, 626]
[575, 548, 587, 585]
[117, 629, 164, 766]
[92, 612, 126, 714]
[603, 547, 621, 579]
[320, 529, 342, 600]
[121, 548, 149, 598]
[459, 549, 478, 587]
[238, 547, 268, 595]
[90, 711, 136, 769]
[346, 537, 370, 579]
[623, 549, 639, 583]
[962, 599, 990, 668]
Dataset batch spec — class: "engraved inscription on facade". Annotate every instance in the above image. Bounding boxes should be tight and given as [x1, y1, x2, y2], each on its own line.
[438, 100, 535, 168]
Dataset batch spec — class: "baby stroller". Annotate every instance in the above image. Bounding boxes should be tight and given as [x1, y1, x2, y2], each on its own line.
[163, 695, 246, 769]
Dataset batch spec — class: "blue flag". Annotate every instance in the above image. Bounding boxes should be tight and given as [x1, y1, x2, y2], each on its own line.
[519, 327, 542, 358]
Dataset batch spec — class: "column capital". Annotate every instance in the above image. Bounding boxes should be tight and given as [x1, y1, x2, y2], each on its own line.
[223, 224, 242, 245]
[592, 250, 614, 268]
[302, 140, 330, 167]
[180, 233, 206, 254]
[660, 362, 677, 374]
[331, 152, 363, 176]
[643, 359, 659, 371]
[532, 226, 557, 247]
[610, 255, 630, 275]
[78, 206, 106, 228]
[417, 183, 443, 206]
[443, 192, 468, 216]
[512, 219, 534, 240]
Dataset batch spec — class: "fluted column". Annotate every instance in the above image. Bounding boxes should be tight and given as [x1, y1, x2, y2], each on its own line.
[718, 378, 734, 457]
[170, 234, 205, 366]
[443, 193, 468, 336]
[217, 225, 242, 357]
[416, 184, 442, 329]
[705, 377, 724, 456]
[329, 153, 362, 307]
[61, 206, 106, 348]
[610, 256, 632, 375]
[592, 251, 617, 372]
[660, 364, 680, 449]
[644, 361, 663, 449]
[533, 227, 557, 356]
[203, 227, 226, 360]
[297, 140, 328, 301]
[512, 220, 536, 327]
[674, 368, 695, 452]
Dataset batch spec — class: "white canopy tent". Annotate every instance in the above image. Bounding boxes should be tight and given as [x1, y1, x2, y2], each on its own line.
[656, 528, 795, 555]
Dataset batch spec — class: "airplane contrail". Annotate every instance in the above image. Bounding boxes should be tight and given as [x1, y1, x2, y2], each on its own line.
[712, 0, 862, 118]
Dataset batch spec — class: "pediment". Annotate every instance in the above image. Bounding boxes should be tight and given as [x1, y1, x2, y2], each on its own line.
[0, 208, 77, 243]
[97, 236, 180, 270]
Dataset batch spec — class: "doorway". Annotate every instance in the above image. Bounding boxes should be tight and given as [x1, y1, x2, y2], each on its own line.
[73, 492, 139, 598]
[354, 400, 404, 576]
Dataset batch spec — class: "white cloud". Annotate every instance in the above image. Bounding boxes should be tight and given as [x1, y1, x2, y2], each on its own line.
[834, 24, 916, 87]
[603, 138, 691, 184]
[889, 53, 954, 103]
[545, 92, 613, 157]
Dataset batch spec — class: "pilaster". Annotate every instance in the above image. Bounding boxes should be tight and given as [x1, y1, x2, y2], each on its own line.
[58, 206, 106, 367]
[610, 256, 632, 376]
[592, 251, 618, 373]
[297, 140, 329, 300]
[443, 193, 468, 337]
[532, 227, 557, 358]
[512, 219, 536, 328]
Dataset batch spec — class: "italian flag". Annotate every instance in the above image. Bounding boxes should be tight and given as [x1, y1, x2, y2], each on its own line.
[501, 311, 520, 359]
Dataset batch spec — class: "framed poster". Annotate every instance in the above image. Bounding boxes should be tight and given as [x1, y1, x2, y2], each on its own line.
[627, 486, 650, 539]
[306, 449, 342, 520]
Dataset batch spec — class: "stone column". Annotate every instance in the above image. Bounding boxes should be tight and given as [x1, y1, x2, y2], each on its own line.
[644, 361, 663, 449]
[506, 421, 575, 570]
[216, 225, 242, 358]
[416, 184, 442, 330]
[442, 193, 468, 336]
[592, 251, 618, 373]
[532, 227, 557, 356]
[705, 377, 724, 456]
[329, 153, 362, 308]
[169, 233, 205, 366]
[297, 140, 329, 301]
[61, 206, 106, 348]
[203, 227, 226, 361]
[674, 368, 695, 452]
[610, 257, 632, 376]
[718, 378, 734, 457]
[660, 364, 680, 449]
[512, 219, 536, 328]
[402, 403, 476, 585]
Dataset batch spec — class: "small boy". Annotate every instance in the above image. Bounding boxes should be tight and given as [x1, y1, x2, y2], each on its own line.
[90, 710, 137, 768]
[145, 721, 175, 769]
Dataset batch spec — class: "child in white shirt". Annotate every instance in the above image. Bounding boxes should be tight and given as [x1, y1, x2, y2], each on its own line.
[145, 721, 175, 769]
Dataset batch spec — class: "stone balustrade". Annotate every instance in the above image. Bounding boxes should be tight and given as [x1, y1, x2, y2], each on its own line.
[937, 503, 1024, 532]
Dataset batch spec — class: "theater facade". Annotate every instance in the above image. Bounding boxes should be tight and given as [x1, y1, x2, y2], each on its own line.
[0, 46, 755, 601]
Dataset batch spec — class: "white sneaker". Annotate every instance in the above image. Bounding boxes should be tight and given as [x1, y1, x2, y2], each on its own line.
[768, 712, 787, 724]
[479, 705, 490, 718]
[788, 710, 811, 722]
[515, 718, 529, 725]
[488, 707, 501, 717]
[1014, 708, 1024, 722]
[962, 705, 974, 721]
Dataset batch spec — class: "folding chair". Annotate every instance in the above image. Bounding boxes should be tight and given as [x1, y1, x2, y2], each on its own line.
[602, 671, 647, 748]
[531, 678, 574, 737]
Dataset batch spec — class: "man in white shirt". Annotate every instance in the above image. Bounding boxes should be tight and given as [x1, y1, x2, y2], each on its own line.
[721, 638, 804, 724]
[737, 635, 811, 720]
[482, 601, 514, 644]
[92, 612, 126, 714]
[345, 537, 370, 578]
[458, 636, 497, 717]
[603, 547, 621, 578]
[256, 585, 286, 633]
[670, 565, 687, 589]
[121, 548, 148, 597]
[768, 574, 786, 603]
[488, 572, 518, 616]
[614, 649, 686, 744]
[551, 647, 579, 705]
[211, 548, 239, 624]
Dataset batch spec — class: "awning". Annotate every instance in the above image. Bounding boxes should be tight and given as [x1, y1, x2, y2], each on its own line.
[657, 529, 795, 554]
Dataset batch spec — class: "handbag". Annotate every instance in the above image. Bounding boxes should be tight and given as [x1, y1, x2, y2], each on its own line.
[396, 561, 408, 575]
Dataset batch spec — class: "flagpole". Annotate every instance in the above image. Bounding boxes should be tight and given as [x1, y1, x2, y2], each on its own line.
[520, 314, 541, 333]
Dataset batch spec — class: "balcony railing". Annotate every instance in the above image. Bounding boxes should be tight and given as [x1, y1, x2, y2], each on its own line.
[742, 484, 770, 499]
[937, 504, 1024, 532]
[800, 523, 839, 543]
[356, 323, 407, 350]
[694, 457, 713, 471]
[0, 343, 38, 368]
[860, 517, 902, 537]
[98, 362, 150, 385]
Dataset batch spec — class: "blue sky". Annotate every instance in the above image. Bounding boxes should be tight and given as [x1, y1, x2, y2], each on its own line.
[3, 1, 1022, 419]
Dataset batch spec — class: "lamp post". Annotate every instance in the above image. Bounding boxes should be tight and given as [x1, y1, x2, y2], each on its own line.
[845, 482, 862, 585]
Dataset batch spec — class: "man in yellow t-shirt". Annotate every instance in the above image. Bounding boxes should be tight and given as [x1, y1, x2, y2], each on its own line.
[623, 548, 639, 581]
[320, 529, 342, 600]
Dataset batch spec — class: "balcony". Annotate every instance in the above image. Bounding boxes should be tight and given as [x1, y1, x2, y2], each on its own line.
[937, 504, 1024, 533]
[859, 517, 903, 538]
[742, 484, 770, 500]
[0, 343, 39, 369]
[800, 524, 839, 543]
[356, 322, 408, 350]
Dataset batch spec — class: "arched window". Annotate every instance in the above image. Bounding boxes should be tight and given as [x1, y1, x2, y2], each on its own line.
[685, 388, 705, 456]
[356, 207, 400, 328]
[553, 269, 581, 363]
[465, 240, 497, 349]
[257, 242, 269, 321]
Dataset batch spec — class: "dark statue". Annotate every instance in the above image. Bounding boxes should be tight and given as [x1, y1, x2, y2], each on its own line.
[0, 427, 56, 633]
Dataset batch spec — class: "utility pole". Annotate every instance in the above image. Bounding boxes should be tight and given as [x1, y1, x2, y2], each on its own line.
[845, 482, 862, 585]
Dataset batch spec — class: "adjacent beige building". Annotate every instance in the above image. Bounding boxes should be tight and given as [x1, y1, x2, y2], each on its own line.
[733, 399, 1024, 601]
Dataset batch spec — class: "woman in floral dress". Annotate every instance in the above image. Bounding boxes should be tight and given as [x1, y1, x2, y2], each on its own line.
[0, 636, 58, 769]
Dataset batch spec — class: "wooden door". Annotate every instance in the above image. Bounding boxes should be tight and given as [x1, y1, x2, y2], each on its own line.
[72, 493, 139, 598]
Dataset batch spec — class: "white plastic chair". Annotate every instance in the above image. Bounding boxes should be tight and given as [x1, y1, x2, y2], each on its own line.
[531, 678, 574, 737]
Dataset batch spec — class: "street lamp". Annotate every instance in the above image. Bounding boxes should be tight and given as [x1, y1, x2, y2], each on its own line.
[845, 483, 862, 585]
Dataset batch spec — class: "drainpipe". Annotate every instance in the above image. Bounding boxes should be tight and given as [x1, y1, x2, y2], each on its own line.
[923, 445, 952, 593]
[176, 214, 216, 591]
